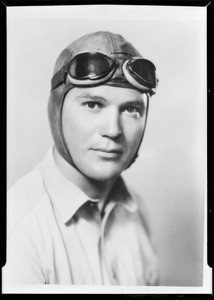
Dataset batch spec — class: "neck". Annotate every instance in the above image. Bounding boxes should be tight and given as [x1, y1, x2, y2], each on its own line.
[53, 146, 117, 211]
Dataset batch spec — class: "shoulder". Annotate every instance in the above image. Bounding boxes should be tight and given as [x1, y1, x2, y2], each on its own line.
[8, 166, 45, 199]
[125, 182, 152, 236]
[7, 166, 47, 236]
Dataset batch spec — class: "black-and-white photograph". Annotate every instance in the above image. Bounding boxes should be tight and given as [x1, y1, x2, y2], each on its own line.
[3, 4, 211, 294]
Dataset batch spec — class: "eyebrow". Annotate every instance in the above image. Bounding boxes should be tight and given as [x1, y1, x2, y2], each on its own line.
[76, 94, 107, 102]
[121, 100, 145, 110]
[76, 94, 146, 109]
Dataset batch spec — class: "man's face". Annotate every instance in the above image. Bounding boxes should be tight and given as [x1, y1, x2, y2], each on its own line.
[62, 85, 148, 181]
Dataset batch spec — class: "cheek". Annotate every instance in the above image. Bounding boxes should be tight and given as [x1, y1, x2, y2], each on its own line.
[123, 119, 146, 148]
[62, 105, 83, 147]
[62, 105, 97, 152]
[62, 117, 86, 149]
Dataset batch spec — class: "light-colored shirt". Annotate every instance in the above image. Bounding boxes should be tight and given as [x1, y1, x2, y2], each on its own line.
[3, 147, 159, 285]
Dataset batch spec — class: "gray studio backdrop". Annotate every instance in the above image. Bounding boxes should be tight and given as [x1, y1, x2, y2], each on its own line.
[7, 6, 206, 287]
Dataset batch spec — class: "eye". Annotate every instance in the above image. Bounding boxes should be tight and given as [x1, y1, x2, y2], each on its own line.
[123, 106, 142, 118]
[126, 107, 137, 113]
[82, 101, 103, 111]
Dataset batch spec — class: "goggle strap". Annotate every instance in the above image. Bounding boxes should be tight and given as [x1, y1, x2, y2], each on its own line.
[51, 64, 68, 91]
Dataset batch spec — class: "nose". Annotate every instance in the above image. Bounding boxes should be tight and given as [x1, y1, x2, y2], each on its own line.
[99, 108, 122, 139]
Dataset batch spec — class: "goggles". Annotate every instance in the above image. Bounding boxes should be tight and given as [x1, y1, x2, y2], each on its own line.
[51, 52, 158, 93]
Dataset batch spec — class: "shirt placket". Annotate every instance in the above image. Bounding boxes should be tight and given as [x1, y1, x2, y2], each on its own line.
[73, 200, 104, 284]
[99, 202, 119, 285]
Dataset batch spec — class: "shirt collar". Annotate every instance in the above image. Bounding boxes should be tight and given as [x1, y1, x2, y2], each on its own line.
[107, 176, 138, 213]
[39, 147, 94, 223]
[39, 147, 138, 224]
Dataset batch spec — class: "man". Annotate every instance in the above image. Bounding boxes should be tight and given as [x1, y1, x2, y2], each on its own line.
[4, 31, 159, 285]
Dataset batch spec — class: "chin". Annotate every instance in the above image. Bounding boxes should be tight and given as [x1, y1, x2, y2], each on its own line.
[82, 164, 124, 182]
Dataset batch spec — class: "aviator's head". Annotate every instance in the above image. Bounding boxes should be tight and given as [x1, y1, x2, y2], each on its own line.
[48, 31, 158, 181]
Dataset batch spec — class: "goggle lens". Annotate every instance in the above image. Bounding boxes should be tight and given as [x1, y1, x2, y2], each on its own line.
[68, 52, 115, 80]
[127, 58, 157, 89]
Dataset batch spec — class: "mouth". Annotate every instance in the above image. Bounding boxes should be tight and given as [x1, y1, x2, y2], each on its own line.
[91, 147, 123, 159]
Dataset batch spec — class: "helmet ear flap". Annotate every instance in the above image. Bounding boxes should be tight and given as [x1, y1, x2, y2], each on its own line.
[48, 84, 75, 166]
[126, 93, 150, 169]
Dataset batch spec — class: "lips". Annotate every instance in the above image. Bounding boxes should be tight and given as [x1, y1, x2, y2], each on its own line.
[92, 147, 123, 154]
[91, 147, 123, 159]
